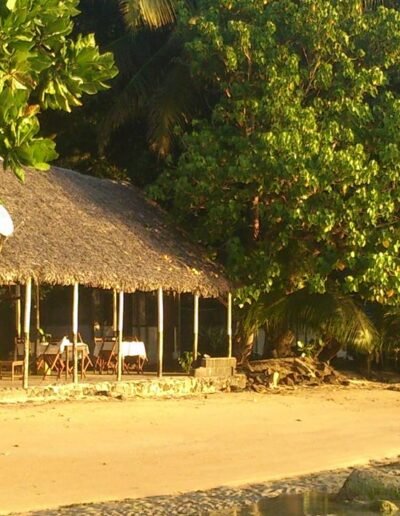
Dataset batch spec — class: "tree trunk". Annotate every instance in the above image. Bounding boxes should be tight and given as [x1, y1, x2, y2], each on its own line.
[272, 330, 295, 357]
[236, 331, 256, 366]
[318, 336, 342, 363]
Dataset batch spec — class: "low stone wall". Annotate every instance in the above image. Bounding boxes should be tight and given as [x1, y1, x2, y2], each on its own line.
[0, 374, 247, 404]
[194, 357, 237, 377]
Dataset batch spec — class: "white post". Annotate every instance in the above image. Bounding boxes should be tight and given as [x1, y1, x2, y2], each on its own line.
[112, 289, 118, 336]
[193, 293, 199, 361]
[35, 281, 40, 362]
[117, 291, 124, 381]
[14, 284, 21, 360]
[72, 282, 79, 384]
[227, 292, 232, 358]
[23, 279, 32, 389]
[177, 293, 181, 357]
[157, 288, 164, 377]
[15, 284, 21, 339]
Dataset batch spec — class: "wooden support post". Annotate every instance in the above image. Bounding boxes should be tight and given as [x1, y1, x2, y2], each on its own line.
[117, 291, 124, 381]
[193, 293, 199, 361]
[112, 289, 118, 336]
[65, 345, 69, 381]
[157, 287, 164, 377]
[23, 279, 32, 389]
[15, 284, 21, 339]
[72, 282, 79, 384]
[227, 292, 233, 358]
[35, 281, 40, 363]
[14, 285, 21, 360]
[177, 293, 181, 357]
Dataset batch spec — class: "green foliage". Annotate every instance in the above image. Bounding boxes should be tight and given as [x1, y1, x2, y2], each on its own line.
[244, 289, 378, 355]
[152, 0, 400, 306]
[37, 327, 52, 343]
[121, 0, 196, 30]
[295, 339, 323, 358]
[98, 0, 200, 159]
[178, 350, 194, 373]
[199, 326, 227, 356]
[39, 0, 198, 180]
[122, 0, 178, 29]
[0, 0, 117, 178]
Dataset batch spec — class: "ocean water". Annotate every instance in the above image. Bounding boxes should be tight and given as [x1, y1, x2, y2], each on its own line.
[211, 492, 381, 515]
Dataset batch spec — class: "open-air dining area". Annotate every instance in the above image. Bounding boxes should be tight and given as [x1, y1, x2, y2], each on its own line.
[6, 284, 154, 384]
[0, 165, 232, 389]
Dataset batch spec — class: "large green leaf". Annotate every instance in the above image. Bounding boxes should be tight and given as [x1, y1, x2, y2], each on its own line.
[0, 0, 117, 178]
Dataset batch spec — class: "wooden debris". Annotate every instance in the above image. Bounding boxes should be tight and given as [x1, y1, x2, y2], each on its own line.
[243, 357, 349, 390]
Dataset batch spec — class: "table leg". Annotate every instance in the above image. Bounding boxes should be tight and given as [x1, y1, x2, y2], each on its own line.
[65, 347, 69, 380]
[80, 351, 84, 380]
[58, 357, 65, 379]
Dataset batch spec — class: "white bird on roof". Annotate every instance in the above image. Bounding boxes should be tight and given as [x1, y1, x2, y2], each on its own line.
[0, 205, 14, 237]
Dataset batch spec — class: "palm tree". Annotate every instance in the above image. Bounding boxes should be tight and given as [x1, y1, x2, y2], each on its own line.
[239, 288, 378, 365]
[99, 29, 198, 157]
[367, 304, 400, 369]
[98, 0, 198, 157]
[121, 0, 181, 29]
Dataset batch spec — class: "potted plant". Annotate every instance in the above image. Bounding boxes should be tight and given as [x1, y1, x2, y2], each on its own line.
[178, 351, 195, 374]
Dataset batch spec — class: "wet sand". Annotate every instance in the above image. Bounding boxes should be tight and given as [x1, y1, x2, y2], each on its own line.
[0, 384, 399, 514]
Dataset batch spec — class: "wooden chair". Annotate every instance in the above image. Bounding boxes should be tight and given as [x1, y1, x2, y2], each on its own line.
[14, 337, 25, 360]
[64, 336, 93, 379]
[123, 355, 147, 374]
[14, 337, 38, 370]
[92, 337, 104, 372]
[77, 334, 93, 377]
[95, 338, 117, 374]
[0, 359, 24, 381]
[41, 341, 65, 379]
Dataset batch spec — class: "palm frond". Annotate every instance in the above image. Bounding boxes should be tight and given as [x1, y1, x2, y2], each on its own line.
[245, 289, 378, 354]
[381, 307, 400, 345]
[105, 33, 144, 76]
[363, 0, 382, 8]
[99, 34, 179, 148]
[121, 0, 177, 29]
[148, 62, 196, 155]
[98, 85, 146, 152]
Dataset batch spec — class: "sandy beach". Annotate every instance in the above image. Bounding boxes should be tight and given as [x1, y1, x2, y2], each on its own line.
[0, 384, 399, 514]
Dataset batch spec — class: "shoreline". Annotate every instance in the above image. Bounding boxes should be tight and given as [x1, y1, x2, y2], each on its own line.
[16, 457, 400, 515]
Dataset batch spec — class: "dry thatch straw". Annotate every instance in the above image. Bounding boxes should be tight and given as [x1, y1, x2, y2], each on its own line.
[0, 166, 230, 297]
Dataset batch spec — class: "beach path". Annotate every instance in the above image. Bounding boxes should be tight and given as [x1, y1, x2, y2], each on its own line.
[0, 386, 399, 513]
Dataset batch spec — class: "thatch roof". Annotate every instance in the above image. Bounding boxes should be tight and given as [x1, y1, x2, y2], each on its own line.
[0, 166, 230, 297]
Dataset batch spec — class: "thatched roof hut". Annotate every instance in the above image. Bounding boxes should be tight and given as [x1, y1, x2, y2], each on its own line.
[0, 166, 229, 297]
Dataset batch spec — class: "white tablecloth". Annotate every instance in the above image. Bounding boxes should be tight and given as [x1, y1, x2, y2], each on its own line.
[62, 342, 89, 356]
[37, 340, 89, 356]
[121, 341, 146, 359]
[93, 340, 146, 358]
[16, 339, 89, 356]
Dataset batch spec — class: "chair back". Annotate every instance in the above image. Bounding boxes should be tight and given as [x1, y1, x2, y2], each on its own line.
[101, 339, 116, 357]
[93, 337, 103, 358]
[14, 337, 25, 359]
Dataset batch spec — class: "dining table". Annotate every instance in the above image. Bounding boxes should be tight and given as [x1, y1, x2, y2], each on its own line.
[37, 338, 92, 379]
[121, 340, 147, 374]
[62, 340, 92, 379]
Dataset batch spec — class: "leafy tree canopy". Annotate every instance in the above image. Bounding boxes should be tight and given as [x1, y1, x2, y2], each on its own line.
[0, 0, 117, 179]
[151, 0, 400, 306]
